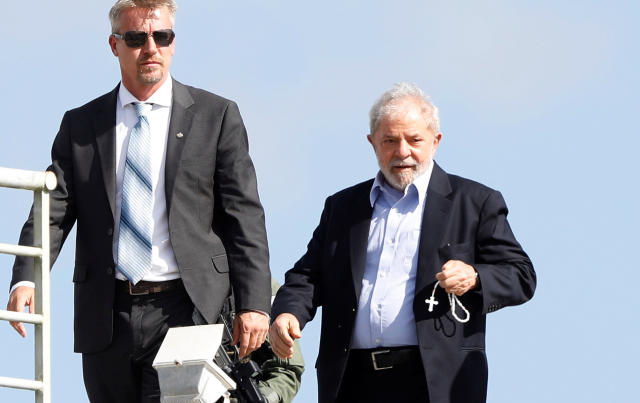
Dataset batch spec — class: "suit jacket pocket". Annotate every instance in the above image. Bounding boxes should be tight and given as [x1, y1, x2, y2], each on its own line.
[211, 254, 229, 273]
[73, 264, 87, 283]
[438, 242, 475, 265]
[461, 346, 485, 351]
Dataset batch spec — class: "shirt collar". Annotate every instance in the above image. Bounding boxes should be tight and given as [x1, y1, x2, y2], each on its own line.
[369, 160, 435, 207]
[118, 75, 173, 108]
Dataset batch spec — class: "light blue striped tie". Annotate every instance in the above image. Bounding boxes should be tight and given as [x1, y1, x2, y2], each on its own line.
[117, 102, 153, 284]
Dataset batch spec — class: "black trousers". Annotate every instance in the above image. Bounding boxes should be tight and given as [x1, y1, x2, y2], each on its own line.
[336, 347, 429, 403]
[81, 285, 194, 403]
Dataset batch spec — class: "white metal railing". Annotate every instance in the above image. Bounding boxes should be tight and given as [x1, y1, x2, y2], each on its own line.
[0, 167, 57, 403]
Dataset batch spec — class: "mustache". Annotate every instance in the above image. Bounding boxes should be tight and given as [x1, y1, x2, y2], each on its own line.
[139, 55, 162, 64]
[390, 158, 418, 168]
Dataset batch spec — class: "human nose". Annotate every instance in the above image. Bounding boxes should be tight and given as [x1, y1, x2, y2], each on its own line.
[141, 34, 159, 54]
[394, 139, 411, 159]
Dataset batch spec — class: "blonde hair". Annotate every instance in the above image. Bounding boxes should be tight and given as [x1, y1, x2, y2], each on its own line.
[109, 0, 177, 33]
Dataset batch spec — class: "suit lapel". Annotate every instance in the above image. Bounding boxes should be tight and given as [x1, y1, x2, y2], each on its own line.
[93, 85, 119, 219]
[415, 163, 453, 294]
[349, 181, 374, 303]
[164, 79, 195, 213]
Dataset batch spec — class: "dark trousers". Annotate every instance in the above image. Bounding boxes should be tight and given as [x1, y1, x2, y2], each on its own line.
[337, 346, 429, 403]
[81, 284, 195, 403]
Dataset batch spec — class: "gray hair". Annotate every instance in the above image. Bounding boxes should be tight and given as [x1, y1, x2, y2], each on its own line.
[369, 82, 440, 134]
[109, 0, 177, 33]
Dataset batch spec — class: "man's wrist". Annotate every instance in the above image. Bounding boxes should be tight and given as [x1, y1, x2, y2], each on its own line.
[9, 281, 35, 296]
[237, 309, 270, 321]
[471, 267, 480, 289]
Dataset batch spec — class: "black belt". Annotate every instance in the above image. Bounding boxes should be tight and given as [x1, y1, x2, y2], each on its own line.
[348, 346, 421, 371]
[116, 279, 184, 296]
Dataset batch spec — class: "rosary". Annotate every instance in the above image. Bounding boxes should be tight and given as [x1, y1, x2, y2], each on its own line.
[424, 281, 471, 323]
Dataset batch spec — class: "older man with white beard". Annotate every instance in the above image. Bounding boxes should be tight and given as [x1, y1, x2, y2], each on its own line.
[269, 83, 536, 403]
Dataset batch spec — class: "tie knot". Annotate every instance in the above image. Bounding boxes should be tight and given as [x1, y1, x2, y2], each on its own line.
[133, 102, 152, 118]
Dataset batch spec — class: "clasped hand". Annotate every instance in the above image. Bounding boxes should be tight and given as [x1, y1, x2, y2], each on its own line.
[435, 259, 478, 296]
[269, 313, 301, 359]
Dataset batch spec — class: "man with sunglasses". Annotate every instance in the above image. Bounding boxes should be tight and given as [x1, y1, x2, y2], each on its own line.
[6, 1, 271, 402]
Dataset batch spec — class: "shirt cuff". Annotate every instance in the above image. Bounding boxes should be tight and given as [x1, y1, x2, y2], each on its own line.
[10, 281, 35, 296]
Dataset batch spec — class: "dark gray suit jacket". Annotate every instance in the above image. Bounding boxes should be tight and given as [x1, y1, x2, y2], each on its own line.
[272, 163, 536, 403]
[11, 79, 271, 353]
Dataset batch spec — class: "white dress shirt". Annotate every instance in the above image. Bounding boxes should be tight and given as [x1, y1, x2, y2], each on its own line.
[114, 78, 179, 282]
[351, 162, 434, 349]
[11, 78, 179, 294]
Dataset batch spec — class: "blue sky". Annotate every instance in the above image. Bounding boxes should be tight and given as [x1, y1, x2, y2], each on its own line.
[1, 1, 638, 402]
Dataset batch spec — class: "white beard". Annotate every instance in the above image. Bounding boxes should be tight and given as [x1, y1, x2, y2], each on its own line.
[379, 157, 430, 190]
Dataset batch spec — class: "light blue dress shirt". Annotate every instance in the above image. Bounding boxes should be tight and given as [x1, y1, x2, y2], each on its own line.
[351, 162, 434, 349]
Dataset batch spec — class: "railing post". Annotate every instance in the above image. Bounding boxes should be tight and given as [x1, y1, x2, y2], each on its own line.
[0, 167, 56, 403]
[34, 189, 51, 403]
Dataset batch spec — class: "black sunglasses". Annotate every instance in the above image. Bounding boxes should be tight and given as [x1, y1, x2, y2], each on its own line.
[112, 29, 175, 48]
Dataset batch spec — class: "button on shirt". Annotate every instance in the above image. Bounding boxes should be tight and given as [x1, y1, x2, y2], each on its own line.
[114, 78, 179, 282]
[351, 162, 434, 349]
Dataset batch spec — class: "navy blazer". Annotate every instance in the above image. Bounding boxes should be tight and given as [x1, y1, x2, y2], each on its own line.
[11, 79, 272, 353]
[272, 162, 536, 403]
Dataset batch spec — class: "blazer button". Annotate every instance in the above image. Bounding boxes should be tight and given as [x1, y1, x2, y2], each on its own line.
[106, 267, 113, 275]
[107, 228, 113, 236]
[337, 324, 342, 329]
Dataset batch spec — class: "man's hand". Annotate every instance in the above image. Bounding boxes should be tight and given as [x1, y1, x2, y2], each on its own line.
[232, 310, 269, 358]
[269, 313, 301, 359]
[435, 260, 478, 296]
[6, 286, 36, 337]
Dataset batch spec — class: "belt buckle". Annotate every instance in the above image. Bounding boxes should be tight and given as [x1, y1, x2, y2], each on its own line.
[128, 282, 149, 296]
[371, 349, 392, 370]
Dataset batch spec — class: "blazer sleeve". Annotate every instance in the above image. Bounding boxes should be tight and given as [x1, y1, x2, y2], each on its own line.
[213, 101, 271, 314]
[271, 197, 332, 329]
[11, 111, 77, 288]
[473, 190, 536, 314]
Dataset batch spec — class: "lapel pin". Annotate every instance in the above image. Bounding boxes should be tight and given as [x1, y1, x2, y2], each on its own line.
[176, 132, 184, 139]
